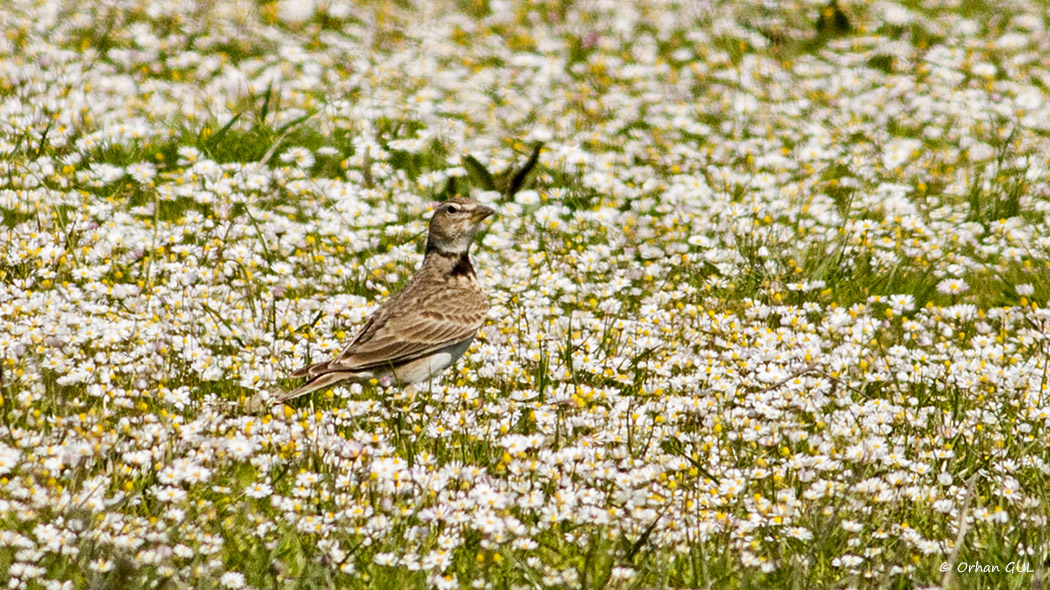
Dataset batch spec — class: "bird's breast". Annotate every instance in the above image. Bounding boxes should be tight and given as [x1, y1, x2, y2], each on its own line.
[449, 274, 480, 290]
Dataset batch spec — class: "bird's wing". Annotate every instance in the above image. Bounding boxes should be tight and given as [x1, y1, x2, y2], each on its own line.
[321, 285, 488, 373]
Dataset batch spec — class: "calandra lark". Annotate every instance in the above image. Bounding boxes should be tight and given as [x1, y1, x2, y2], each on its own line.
[276, 198, 495, 403]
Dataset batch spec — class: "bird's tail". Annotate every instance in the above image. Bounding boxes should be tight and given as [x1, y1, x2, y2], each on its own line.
[273, 370, 356, 404]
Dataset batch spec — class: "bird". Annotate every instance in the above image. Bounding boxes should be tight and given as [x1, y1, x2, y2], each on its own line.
[275, 198, 495, 403]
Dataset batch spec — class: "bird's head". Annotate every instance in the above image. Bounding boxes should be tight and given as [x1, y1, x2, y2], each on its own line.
[425, 198, 496, 254]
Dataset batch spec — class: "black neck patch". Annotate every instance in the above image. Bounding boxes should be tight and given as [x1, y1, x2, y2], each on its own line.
[450, 252, 476, 277]
[424, 242, 476, 277]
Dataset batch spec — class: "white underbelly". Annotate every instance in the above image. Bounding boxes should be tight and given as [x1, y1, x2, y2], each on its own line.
[392, 337, 474, 384]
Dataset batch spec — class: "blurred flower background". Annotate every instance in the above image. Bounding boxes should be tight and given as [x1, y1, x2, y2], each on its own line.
[1, 0, 1050, 588]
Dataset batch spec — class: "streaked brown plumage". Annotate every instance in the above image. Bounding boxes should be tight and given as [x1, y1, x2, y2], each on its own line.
[276, 198, 494, 403]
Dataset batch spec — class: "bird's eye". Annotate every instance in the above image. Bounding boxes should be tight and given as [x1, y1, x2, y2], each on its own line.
[446, 204, 459, 213]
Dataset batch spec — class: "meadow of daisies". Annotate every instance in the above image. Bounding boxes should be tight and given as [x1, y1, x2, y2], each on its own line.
[3, 0, 1050, 588]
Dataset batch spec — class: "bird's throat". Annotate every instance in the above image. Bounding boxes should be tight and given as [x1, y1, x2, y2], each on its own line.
[423, 245, 476, 278]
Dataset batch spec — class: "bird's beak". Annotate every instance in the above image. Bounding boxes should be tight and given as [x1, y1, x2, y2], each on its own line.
[474, 205, 496, 221]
